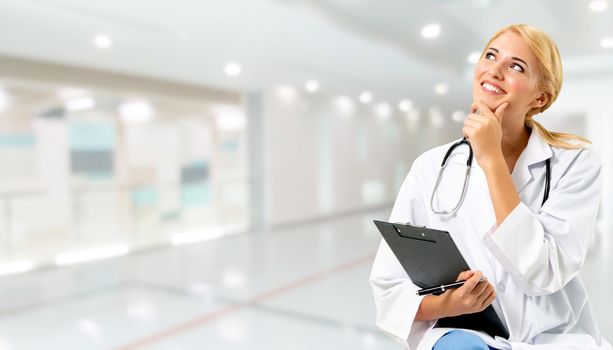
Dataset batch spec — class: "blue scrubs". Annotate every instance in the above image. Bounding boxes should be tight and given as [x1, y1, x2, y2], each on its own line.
[432, 330, 498, 350]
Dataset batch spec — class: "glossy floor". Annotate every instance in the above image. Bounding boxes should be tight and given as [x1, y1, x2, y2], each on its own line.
[0, 208, 610, 349]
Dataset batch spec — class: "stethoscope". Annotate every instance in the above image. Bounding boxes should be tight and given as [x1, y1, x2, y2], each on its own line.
[430, 137, 551, 215]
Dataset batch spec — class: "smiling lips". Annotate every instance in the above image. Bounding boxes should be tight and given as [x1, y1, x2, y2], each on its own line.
[481, 81, 506, 95]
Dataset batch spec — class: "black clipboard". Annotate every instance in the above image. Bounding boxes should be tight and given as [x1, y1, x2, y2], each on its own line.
[373, 220, 510, 339]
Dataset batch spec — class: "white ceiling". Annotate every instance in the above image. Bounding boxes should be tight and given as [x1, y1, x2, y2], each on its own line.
[0, 0, 612, 111]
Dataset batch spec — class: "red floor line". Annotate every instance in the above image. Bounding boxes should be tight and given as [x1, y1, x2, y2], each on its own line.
[116, 253, 376, 350]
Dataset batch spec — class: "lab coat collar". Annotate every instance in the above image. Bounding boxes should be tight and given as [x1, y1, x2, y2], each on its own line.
[511, 128, 553, 193]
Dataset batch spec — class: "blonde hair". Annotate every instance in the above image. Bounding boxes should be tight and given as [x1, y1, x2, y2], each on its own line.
[482, 24, 590, 149]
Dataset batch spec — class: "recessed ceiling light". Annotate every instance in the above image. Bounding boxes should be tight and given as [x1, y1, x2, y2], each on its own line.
[398, 99, 413, 112]
[359, 91, 373, 104]
[335, 96, 355, 115]
[467, 51, 481, 64]
[216, 112, 247, 132]
[601, 37, 613, 49]
[93, 34, 113, 49]
[275, 85, 297, 102]
[224, 62, 242, 77]
[305, 80, 320, 93]
[65, 97, 96, 112]
[434, 83, 449, 95]
[421, 23, 441, 39]
[590, 0, 608, 11]
[375, 102, 392, 120]
[118, 101, 154, 124]
[452, 110, 466, 123]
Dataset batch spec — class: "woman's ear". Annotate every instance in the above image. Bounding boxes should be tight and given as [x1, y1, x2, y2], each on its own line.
[533, 92, 550, 108]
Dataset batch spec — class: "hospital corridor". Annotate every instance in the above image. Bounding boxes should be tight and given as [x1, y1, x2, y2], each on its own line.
[0, 0, 612, 349]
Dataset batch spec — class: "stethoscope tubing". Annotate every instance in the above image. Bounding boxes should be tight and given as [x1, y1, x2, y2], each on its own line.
[430, 137, 551, 215]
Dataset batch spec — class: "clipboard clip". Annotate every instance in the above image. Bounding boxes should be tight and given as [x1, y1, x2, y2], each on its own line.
[391, 222, 436, 243]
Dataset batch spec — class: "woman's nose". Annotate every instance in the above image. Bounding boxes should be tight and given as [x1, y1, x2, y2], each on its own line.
[487, 62, 504, 80]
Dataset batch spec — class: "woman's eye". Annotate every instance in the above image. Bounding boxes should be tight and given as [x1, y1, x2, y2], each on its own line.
[485, 52, 495, 60]
[511, 63, 524, 72]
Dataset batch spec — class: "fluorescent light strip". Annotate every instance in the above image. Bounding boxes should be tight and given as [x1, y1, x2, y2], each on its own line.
[65, 97, 95, 112]
[54, 244, 130, 266]
[0, 260, 37, 276]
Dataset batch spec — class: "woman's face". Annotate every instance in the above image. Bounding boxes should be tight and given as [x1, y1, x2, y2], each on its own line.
[472, 31, 547, 122]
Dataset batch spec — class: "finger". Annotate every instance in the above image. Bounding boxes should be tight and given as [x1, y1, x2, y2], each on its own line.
[463, 119, 481, 129]
[475, 283, 493, 304]
[456, 270, 474, 282]
[462, 127, 474, 140]
[461, 270, 483, 292]
[466, 113, 490, 123]
[471, 279, 489, 298]
[494, 102, 509, 122]
[470, 103, 478, 114]
[465, 113, 480, 123]
[480, 289, 497, 310]
[475, 101, 496, 118]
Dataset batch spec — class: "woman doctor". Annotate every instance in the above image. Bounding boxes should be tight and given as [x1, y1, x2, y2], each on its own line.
[370, 24, 611, 350]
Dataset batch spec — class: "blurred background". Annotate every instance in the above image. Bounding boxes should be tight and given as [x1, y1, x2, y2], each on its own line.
[0, 0, 611, 349]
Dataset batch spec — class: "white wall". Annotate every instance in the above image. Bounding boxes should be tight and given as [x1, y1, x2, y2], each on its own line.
[261, 87, 460, 226]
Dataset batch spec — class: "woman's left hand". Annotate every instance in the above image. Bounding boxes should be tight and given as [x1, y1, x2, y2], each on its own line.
[462, 101, 508, 169]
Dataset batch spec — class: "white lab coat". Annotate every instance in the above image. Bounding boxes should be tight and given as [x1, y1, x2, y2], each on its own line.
[370, 130, 611, 350]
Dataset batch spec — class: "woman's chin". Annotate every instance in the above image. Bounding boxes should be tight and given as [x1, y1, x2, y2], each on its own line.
[474, 94, 506, 109]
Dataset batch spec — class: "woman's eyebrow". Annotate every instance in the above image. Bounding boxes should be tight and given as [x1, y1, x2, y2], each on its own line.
[487, 47, 529, 68]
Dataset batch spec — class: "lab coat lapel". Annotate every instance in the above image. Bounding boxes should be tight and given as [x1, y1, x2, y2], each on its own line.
[511, 129, 553, 194]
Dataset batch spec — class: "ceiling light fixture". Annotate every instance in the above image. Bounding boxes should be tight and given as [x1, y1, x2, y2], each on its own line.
[589, 0, 608, 11]
[65, 97, 96, 112]
[118, 101, 154, 124]
[93, 34, 113, 49]
[305, 80, 320, 93]
[375, 102, 392, 120]
[421, 23, 441, 39]
[359, 91, 373, 104]
[434, 83, 449, 95]
[335, 96, 355, 115]
[398, 99, 413, 112]
[224, 62, 242, 77]
[452, 110, 466, 123]
[275, 85, 297, 102]
[216, 112, 247, 132]
[467, 51, 481, 64]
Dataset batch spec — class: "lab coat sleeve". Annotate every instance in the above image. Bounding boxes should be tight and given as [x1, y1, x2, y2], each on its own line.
[483, 149, 602, 296]
[369, 161, 436, 348]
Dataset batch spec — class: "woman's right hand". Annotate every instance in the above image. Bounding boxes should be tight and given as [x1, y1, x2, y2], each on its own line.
[414, 270, 496, 321]
[438, 270, 496, 318]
